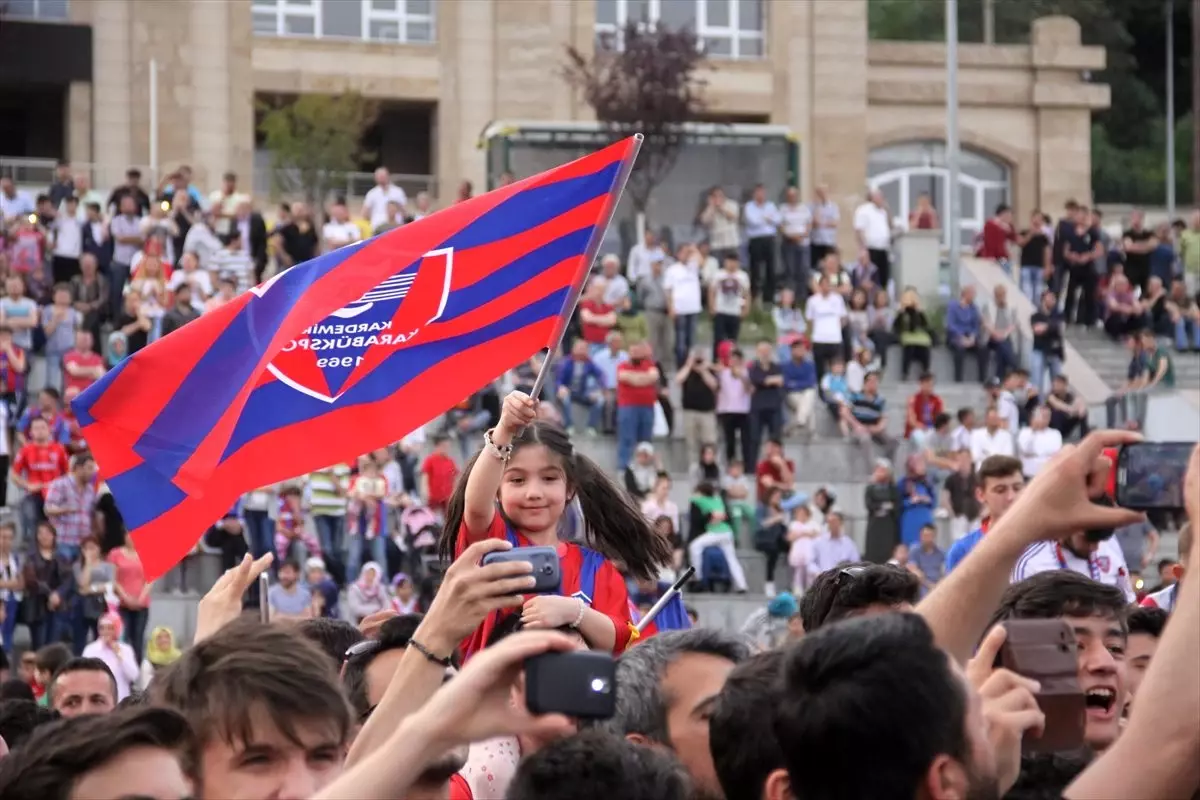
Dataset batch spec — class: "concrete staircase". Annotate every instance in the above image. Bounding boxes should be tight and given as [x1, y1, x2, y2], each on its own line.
[1065, 326, 1200, 391]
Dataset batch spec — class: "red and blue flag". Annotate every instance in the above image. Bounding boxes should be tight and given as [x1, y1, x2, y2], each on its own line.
[74, 137, 639, 578]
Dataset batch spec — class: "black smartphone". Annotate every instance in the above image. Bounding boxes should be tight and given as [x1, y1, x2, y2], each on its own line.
[481, 545, 561, 593]
[994, 619, 1086, 753]
[1115, 442, 1194, 511]
[525, 651, 617, 720]
[258, 573, 270, 624]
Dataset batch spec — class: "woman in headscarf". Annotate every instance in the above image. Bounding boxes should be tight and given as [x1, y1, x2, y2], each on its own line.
[346, 562, 390, 624]
[863, 459, 902, 564]
[897, 454, 937, 549]
[139, 625, 181, 691]
[105, 331, 129, 368]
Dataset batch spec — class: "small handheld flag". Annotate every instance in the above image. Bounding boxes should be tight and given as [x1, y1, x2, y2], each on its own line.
[75, 138, 640, 579]
[630, 566, 695, 642]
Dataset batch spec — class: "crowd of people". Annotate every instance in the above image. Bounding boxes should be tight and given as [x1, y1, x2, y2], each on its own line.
[0, 422, 1192, 800]
[0, 161, 1197, 799]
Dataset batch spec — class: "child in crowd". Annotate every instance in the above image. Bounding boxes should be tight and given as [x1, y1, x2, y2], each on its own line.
[820, 357, 851, 436]
[720, 459, 756, 540]
[348, 455, 388, 541]
[439, 391, 675, 660]
[390, 573, 421, 615]
[787, 503, 820, 595]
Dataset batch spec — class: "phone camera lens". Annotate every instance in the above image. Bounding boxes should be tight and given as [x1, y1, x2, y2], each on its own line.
[541, 565, 553, 575]
[590, 677, 611, 694]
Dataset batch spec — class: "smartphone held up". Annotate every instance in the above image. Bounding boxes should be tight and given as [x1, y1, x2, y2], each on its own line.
[1111, 442, 1195, 512]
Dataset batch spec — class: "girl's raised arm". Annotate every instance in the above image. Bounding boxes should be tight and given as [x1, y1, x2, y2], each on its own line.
[462, 392, 538, 538]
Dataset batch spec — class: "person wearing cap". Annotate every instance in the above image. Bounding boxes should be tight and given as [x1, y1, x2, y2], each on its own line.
[740, 591, 799, 651]
[306, 557, 339, 619]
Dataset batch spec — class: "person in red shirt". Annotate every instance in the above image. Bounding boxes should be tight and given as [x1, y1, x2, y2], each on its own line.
[978, 203, 1017, 263]
[12, 416, 69, 541]
[577, 279, 617, 353]
[615, 341, 660, 471]
[438, 391, 672, 662]
[755, 438, 796, 504]
[62, 328, 105, 394]
[421, 434, 460, 515]
[905, 371, 945, 441]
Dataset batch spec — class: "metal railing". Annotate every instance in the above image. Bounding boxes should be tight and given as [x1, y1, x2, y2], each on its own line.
[0, 157, 160, 195]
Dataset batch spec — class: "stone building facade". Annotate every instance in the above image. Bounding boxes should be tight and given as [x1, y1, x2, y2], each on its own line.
[44, 0, 1108, 249]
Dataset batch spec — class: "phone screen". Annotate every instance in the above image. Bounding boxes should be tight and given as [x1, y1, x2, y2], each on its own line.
[1117, 443, 1194, 510]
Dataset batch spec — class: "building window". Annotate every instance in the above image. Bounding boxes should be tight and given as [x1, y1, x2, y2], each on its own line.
[1, 0, 70, 20]
[252, 0, 435, 44]
[868, 141, 1011, 251]
[594, 0, 764, 60]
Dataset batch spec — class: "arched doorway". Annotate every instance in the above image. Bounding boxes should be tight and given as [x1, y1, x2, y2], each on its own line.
[867, 141, 1011, 252]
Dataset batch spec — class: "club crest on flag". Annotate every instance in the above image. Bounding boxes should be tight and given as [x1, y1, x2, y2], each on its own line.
[262, 247, 455, 404]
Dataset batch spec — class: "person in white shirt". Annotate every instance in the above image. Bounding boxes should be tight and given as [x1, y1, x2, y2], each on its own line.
[167, 252, 214, 312]
[969, 408, 1016, 468]
[854, 188, 894, 291]
[0, 177, 34, 222]
[742, 183, 781, 304]
[599, 254, 631, 310]
[322, 201, 361, 252]
[804, 274, 848, 378]
[361, 167, 408, 231]
[411, 191, 433, 220]
[809, 184, 840, 265]
[626, 228, 666, 284]
[664, 246, 704, 368]
[780, 186, 812, 297]
[699, 186, 740, 260]
[1011, 532, 1136, 603]
[988, 376, 1021, 434]
[1016, 406, 1063, 477]
[51, 197, 84, 283]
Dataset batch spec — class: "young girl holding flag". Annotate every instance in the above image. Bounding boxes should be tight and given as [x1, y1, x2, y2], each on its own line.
[439, 391, 674, 660]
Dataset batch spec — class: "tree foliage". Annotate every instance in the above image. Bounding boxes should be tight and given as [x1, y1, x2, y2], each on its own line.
[257, 93, 378, 209]
[564, 21, 708, 212]
[869, 0, 1194, 204]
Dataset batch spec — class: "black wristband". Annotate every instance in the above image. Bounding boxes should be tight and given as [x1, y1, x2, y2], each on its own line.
[408, 638, 453, 668]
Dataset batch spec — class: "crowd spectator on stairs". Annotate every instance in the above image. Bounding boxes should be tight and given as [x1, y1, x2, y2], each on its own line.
[1018, 210, 1053, 302]
[1029, 289, 1065, 392]
[743, 184, 781, 304]
[905, 372, 944, 447]
[623, 442, 662, 502]
[556, 339, 606, 437]
[805, 273, 847, 381]
[699, 186, 740, 263]
[687, 481, 748, 593]
[1167, 277, 1200, 351]
[716, 348, 753, 467]
[626, 227, 666, 284]
[665, 245, 704, 368]
[842, 371, 895, 457]
[866, 288, 895, 369]
[941, 449, 980, 542]
[782, 340, 818, 438]
[1141, 276, 1175, 340]
[635, 257, 671, 372]
[808, 511, 860, 574]
[1062, 204, 1103, 327]
[672, 348, 718, 468]
[615, 341, 659, 471]
[747, 341, 784, 466]
[863, 459, 901, 563]
[641, 474, 680, 536]
[1017, 406, 1063, 478]
[1046, 374, 1090, 440]
[1138, 327, 1175, 390]
[969, 407, 1015, 468]
[772, 288, 805, 363]
[982, 284, 1017, 380]
[894, 288, 934, 380]
[946, 285, 987, 383]
[578, 278, 618, 357]
[755, 438, 795, 505]
[710, 252, 750, 354]
[897, 454, 936, 549]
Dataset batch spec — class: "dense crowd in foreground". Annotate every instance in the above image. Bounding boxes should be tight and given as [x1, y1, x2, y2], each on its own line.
[0, 429, 1192, 800]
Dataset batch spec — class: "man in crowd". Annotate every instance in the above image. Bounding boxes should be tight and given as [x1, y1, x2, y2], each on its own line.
[507, 729, 691, 800]
[946, 285, 987, 383]
[1125, 606, 1167, 707]
[969, 407, 1015, 468]
[161, 283, 201, 337]
[1011, 525, 1136, 603]
[1017, 406, 1063, 478]
[150, 618, 352, 799]
[267, 559, 314, 621]
[807, 512, 862, 576]
[0, 706, 200, 799]
[615, 341, 660, 472]
[709, 650, 787, 800]
[11, 416, 70, 541]
[48, 657, 118, 718]
[798, 561, 920, 632]
[1140, 521, 1190, 612]
[774, 612, 1039, 799]
[945, 454, 1024, 572]
[42, 452, 98, 562]
[342, 614, 422, 722]
[988, 572, 1129, 752]
[598, 628, 751, 800]
[556, 339, 607, 437]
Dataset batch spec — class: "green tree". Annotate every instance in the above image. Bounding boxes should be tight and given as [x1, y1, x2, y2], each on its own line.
[258, 93, 378, 210]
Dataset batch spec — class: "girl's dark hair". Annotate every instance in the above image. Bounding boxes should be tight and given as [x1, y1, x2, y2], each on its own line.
[438, 421, 671, 580]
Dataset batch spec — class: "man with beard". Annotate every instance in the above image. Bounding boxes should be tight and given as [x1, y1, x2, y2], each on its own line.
[988, 572, 1129, 754]
[775, 612, 1040, 800]
[1011, 529, 1135, 603]
[596, 628, 751, 800]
